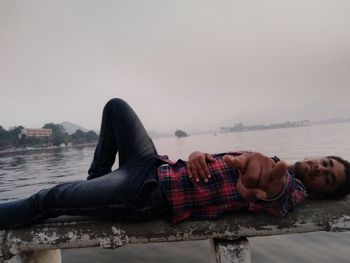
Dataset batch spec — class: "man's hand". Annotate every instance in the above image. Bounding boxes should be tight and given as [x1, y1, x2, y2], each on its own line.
[186, 151, 216, 182]
[223, 153, 287, 202]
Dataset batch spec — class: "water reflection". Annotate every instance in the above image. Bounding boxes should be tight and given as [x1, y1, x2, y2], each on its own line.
[0, 146, 95, 202]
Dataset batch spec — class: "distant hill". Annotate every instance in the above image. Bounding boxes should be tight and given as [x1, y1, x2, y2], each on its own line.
[60, 123, 170, 138]
[61, 121, 89, 135]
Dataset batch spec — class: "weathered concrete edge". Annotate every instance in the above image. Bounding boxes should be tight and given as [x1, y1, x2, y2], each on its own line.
[1, 197, 350, 257]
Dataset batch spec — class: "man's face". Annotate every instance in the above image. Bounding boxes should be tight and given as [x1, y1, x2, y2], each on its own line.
[294, 157, 346, 196]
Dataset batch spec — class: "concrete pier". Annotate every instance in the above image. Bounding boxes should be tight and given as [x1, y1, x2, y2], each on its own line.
[1, 197, 350, 262]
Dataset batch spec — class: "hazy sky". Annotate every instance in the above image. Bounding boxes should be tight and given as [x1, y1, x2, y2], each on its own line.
[1, 0, 350, 133]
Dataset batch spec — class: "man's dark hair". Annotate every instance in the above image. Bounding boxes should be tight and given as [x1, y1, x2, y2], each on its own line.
[323, 156, 350, 199]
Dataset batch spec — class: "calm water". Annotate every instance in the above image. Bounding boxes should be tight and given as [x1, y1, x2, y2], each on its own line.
[1, 123, 350, 262]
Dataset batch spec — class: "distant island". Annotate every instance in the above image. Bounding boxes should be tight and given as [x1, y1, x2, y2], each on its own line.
[175, 129, 189, 138]
[221, 120, 310, 133]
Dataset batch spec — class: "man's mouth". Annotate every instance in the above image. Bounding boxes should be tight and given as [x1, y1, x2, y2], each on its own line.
[307, 161, 316, 179]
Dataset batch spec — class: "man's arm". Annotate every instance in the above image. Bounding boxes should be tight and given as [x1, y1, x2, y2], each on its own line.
[248, 172, 307, 216]
[186, 151, 289, 202]
[224, 152, 307, 216]
[186, 151, 306, 215]
[223, 152, 287, 202]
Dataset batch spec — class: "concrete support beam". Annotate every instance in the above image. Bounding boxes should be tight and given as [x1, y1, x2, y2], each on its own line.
[2, 249, 61, 263]
[210, 238, 250, 263]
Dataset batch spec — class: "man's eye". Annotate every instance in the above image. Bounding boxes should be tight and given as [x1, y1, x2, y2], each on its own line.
[322, 160, 327, 167]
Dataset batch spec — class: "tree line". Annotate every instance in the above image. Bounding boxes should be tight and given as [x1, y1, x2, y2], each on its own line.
[0, 123, 98, 150]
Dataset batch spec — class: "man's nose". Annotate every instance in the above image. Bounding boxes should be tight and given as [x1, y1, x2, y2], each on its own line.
[317, 165, 329, 174]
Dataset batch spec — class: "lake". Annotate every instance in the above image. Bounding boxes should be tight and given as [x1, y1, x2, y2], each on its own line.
[1, 122, 350, 262]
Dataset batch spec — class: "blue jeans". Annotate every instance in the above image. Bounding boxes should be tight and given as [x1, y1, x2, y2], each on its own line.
[0, 98, 170, 229]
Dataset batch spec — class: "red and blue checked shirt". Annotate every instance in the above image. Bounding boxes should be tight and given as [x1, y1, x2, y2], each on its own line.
[157, 152, 307, 223]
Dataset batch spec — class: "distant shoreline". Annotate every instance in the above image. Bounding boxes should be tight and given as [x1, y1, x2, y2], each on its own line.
[221, 119, 350, 134]
[0, 142, 97, 155]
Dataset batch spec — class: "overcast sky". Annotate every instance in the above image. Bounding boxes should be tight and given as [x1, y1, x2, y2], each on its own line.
[1, 0, 350, 133]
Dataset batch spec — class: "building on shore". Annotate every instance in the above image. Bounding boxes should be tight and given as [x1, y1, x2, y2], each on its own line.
[21, 128, 53, 137]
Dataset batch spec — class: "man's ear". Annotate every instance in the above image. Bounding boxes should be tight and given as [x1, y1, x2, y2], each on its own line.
[308, 192, 325, 200]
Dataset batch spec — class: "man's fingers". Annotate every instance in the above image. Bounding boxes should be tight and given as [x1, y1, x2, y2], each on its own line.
[186, 159, 212, 182]
[198, 160, 211, 181]
[272, 161, 287, 181]
[195, 160, 208, 182]
[186, 152, 216, 182]
[223, 154, 248, 172]
[205, 153, 216, 162]
[186, 164, 192, 178]
[236, 180, 267, 201]
[189, 163, 200, 182]
[242, 159, 260, 188]
[224, 154, 259, 188]
[253, 190, 268, 200]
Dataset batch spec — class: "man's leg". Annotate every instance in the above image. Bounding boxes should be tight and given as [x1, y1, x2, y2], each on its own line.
[0, 164, 167, 229]
[88, 98, 157, 180]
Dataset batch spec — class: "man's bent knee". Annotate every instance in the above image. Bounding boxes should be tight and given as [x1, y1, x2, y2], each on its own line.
[104, 98, 131, 114]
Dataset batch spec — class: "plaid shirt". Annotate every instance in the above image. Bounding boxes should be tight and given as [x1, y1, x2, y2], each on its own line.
[157, 152, 307, 223]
